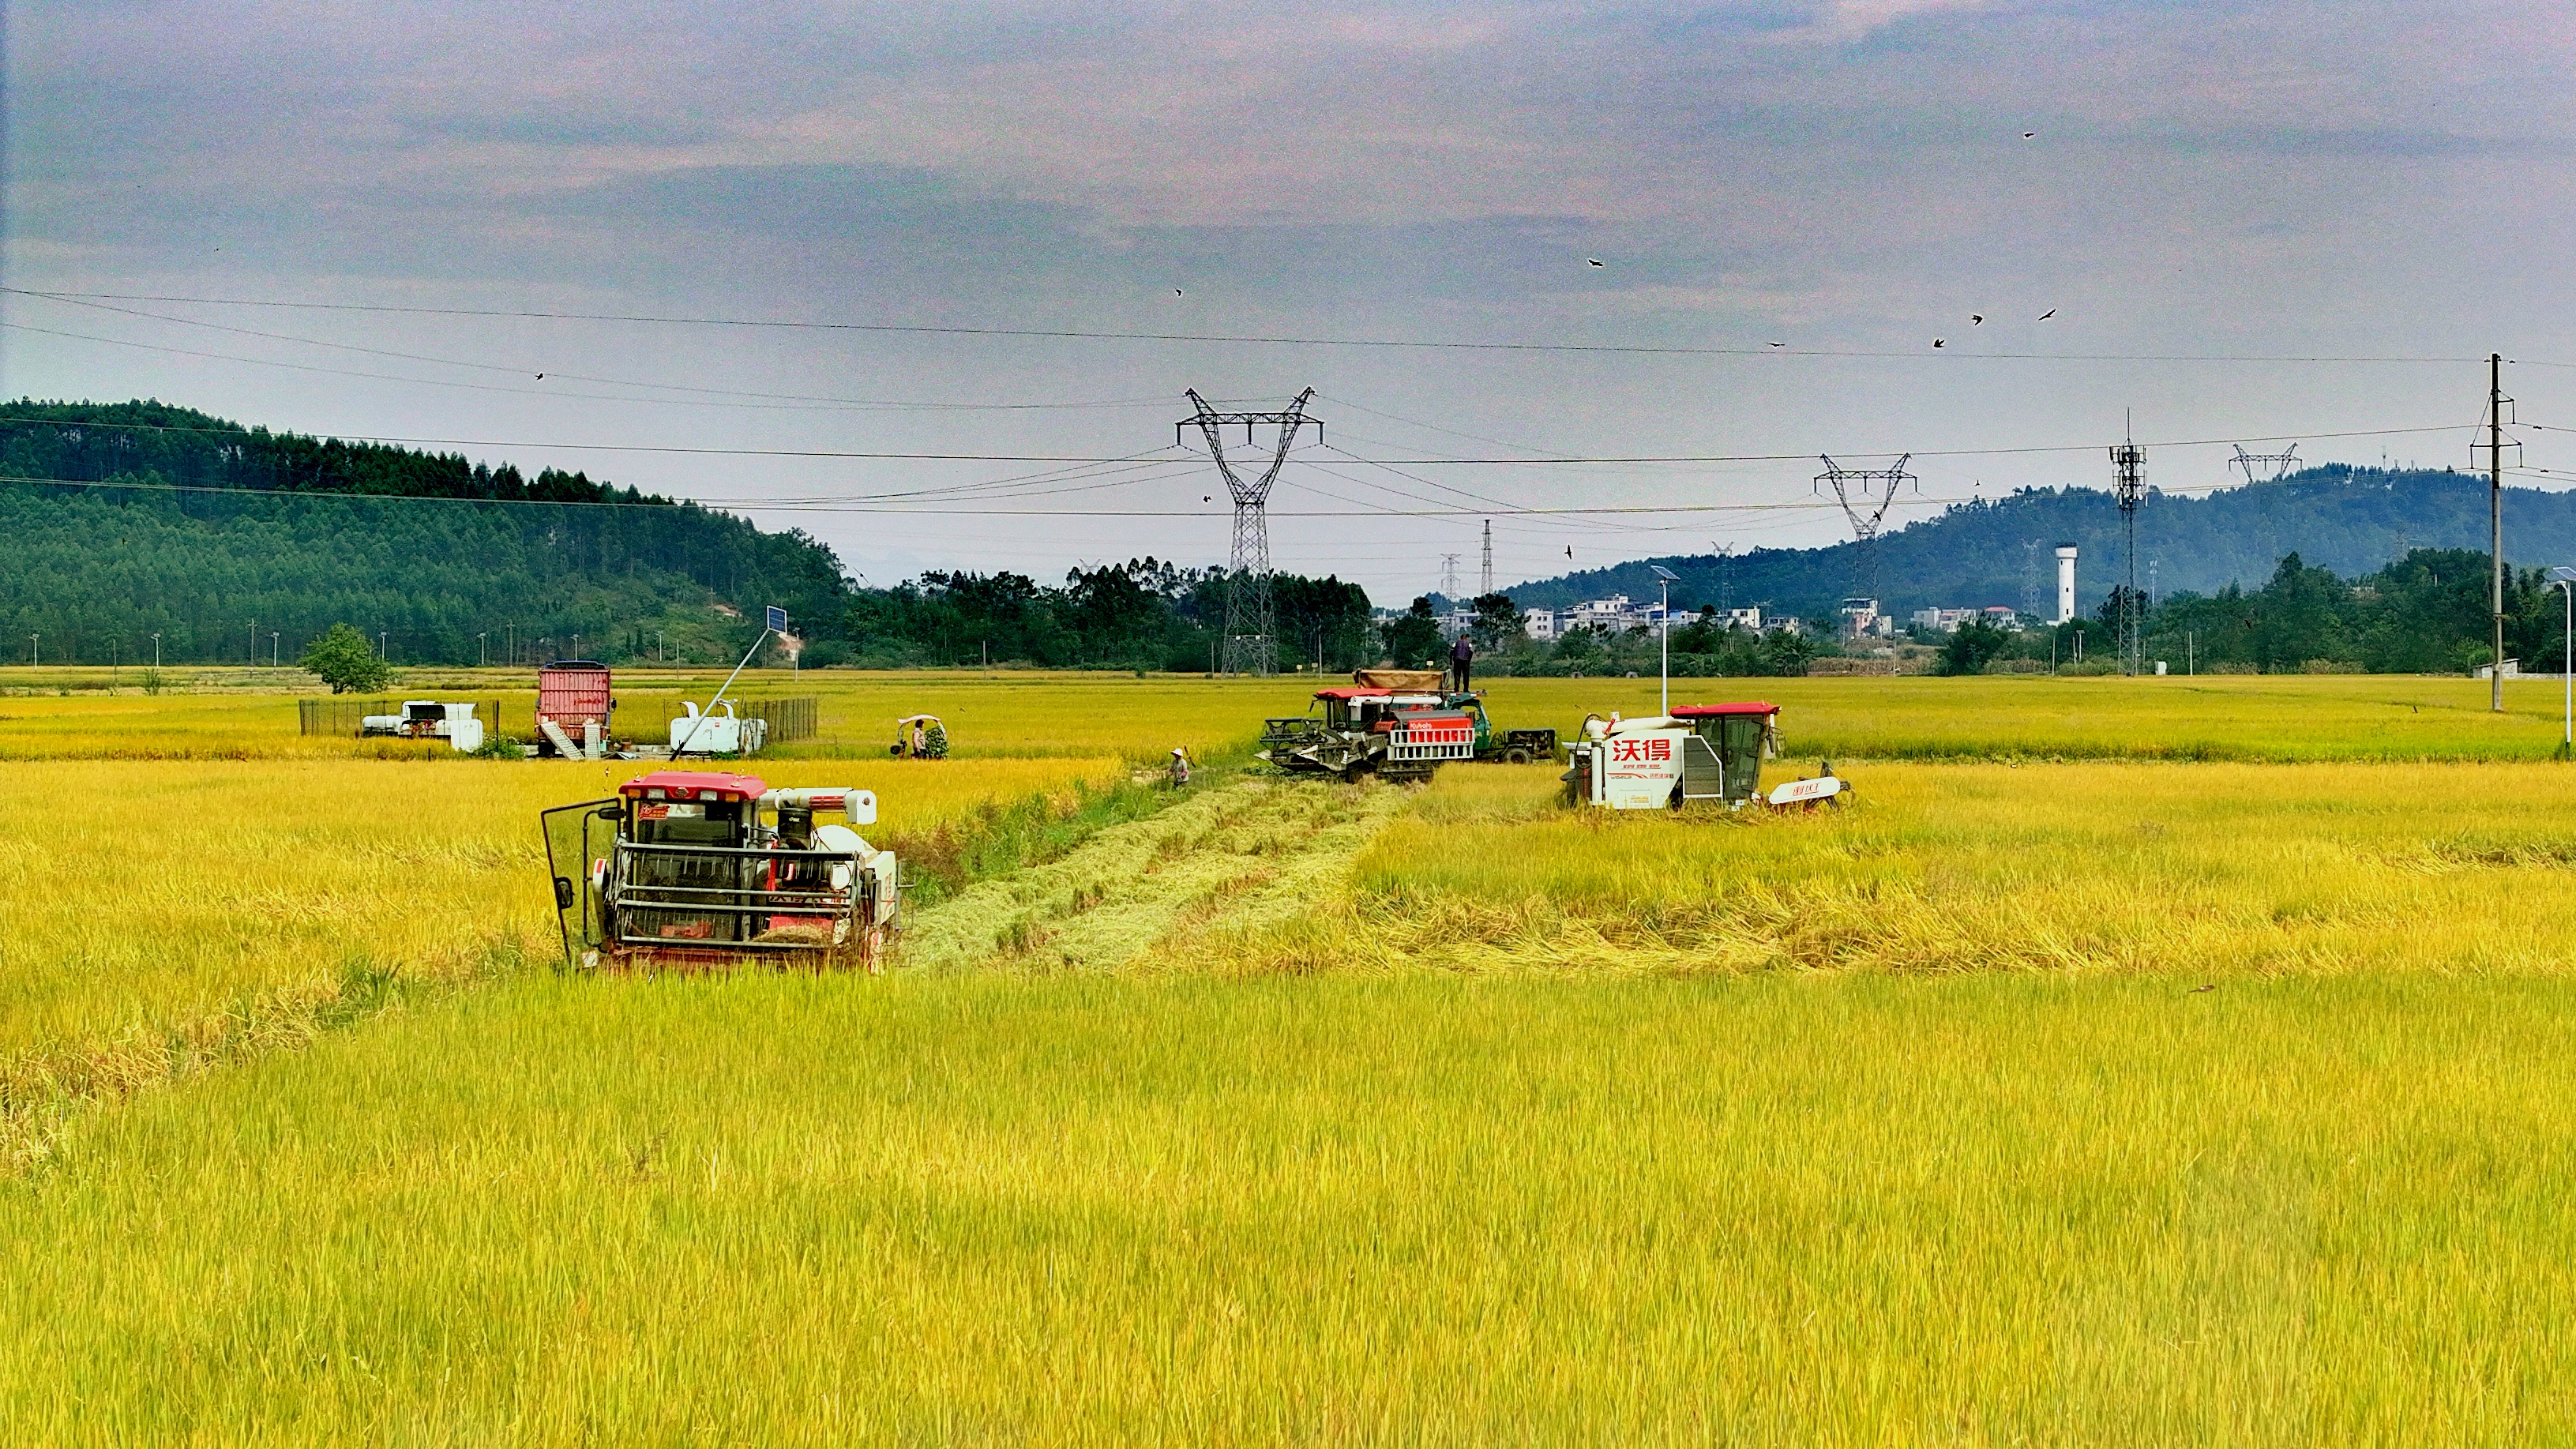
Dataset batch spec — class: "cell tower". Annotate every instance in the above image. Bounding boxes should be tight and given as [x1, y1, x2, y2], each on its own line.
[1815, 454, 1917, 603]
[2111, 420, 2146, 674]
[1180, 388, 1319, 675]
[1480, 520, 1494, 599]
[2230, 444, 2299, 486]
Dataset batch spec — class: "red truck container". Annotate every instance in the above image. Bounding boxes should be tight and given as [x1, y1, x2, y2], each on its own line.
[536, 661, 614, 755]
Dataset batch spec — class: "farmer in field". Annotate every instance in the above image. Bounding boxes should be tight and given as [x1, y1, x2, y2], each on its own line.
[1450, 633, 1475, 693]
[1169, 747, 1191, 788]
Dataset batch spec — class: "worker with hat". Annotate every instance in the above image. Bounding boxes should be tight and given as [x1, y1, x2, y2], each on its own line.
[1169, 746, 1191, 788]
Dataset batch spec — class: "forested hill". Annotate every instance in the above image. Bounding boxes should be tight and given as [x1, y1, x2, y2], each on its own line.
[0, 400, 853, 666]
[1507, 466, 2576, 621]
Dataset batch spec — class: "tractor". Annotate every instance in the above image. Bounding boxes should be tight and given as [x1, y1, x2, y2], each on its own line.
[1260, 670, 1559, 784]
[541, 770, 900, 972]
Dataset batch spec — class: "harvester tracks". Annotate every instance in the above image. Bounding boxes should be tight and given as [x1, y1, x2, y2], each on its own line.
[898, 776, 1412, 974]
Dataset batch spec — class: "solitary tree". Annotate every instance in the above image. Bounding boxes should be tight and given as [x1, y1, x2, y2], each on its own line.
[299, 623, 394, 693]
[1381, 597, 1447, 667]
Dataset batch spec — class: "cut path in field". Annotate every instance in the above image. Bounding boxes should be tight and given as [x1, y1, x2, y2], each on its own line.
[899, 775, 1413, 974]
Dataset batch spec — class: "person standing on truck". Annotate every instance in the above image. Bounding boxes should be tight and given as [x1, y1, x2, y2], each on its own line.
[1450, 633, 1475, 693]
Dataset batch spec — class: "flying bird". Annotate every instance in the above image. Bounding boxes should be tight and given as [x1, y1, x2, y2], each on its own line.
[1173, 288, 1184, 297]
[1970, 313, 1984, 325]
[1203, 494, 1212, 502]
[1587, 258, 1605, 268]
[1565, 546, 1575, 559]
[2022, 131, 2037, 139]
[1767, 341, 1785, 348]
[1932, 338, 1947, 349]
[2039, 308, 2056, 320]
[535, 373, 545, 379]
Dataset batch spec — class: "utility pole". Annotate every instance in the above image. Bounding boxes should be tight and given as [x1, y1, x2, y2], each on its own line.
[2149, 559, 2159, 610]
[2112, 415, 2146, 675]
[151, 633, 161, 670]
[1180, 388, 1319, 676]
[2480, 353, 2517, 711]
[270, 632, 280, 667]
[249, 621, 257, 667]
[1480, 520, 1494, 599]
[2491, 353, 2506, 711]
[479, 632, 488, 667]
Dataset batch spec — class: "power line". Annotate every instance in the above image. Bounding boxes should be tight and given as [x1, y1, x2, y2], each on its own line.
[6, 288, 2518, 366]
[4, 290, 1171, 413]
[0, 410, 2476, 468]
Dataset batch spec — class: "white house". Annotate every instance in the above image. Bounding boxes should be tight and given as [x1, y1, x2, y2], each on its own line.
[1523, 607, 1562, 641]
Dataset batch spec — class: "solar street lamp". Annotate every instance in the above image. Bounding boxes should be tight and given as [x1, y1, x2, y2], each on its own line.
[2551, 565, 2576, 760]
[1649, 565, 1680, 715]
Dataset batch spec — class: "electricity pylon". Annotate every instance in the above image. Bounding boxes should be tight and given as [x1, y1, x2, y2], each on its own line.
[1181, 389, 1318, 676]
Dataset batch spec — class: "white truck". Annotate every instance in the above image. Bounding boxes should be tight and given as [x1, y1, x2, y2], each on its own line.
[359, 700, 486, 752]
[667, 700, 769, 757]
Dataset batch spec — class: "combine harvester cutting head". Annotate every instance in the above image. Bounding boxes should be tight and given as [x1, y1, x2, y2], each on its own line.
[542, 771, 899, 972]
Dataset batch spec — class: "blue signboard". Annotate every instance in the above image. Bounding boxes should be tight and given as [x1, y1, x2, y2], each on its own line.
[765, 606, 788, 633]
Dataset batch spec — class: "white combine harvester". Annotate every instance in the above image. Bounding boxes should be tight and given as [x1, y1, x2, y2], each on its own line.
[1563, 701, 1848, 811]
[359, 700, 486, 752]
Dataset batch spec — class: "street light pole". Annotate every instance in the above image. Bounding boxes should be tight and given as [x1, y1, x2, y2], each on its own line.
[478, 633, 487, 667]
[270, 632, 279, 667]
[151, 633, 161, 670]
[2550, 568, 2576, 759]
[1649, 565, 1680, 715]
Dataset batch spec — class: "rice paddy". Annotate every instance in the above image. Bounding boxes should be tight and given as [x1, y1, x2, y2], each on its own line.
[8, 667, 2576, 1441]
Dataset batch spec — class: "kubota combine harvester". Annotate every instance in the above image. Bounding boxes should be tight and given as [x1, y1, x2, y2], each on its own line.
[541, 771, 900, 972]
[1260, 669, 1559, 784]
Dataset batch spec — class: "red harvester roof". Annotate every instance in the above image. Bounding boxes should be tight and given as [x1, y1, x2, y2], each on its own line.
[1669, 701, 1779, 719]
[1313, 686, 1394, 700]
[621, 770, 768, 801]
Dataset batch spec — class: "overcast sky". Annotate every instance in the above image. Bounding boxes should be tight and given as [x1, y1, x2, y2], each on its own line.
[6, 1, 2574, 601]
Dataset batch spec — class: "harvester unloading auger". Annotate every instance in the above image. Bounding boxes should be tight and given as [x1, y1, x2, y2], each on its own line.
[1259, 669, 1558, 784]
[542, 771, 899, 972]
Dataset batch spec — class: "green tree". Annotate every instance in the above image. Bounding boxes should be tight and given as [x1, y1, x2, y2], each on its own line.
[1470, 593, 1523, 650]
[1381, 598, 1446, 667]
[1938, 618, 2012, 675]
[299, 623, 393, 693]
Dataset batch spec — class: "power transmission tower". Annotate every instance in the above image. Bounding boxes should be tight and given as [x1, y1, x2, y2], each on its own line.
[2112, 419, 2146, 674]
[1815, 454, 1916, 605]
[1180, 388, 1319, 675]
[2230, 444, 2299, 486]
[2473, 354, 2519, 711]
[1440, 554, 1463, 606]
[1479, 520, 1493, 599]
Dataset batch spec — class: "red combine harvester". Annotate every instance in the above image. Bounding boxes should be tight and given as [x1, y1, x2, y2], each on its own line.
[536, 660, 615, 758]
[541, 770, 900, 971]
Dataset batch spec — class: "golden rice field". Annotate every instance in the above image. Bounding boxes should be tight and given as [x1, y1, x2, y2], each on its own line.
[0, 756, 1122, 1165]
[9, 673, 2576, 1440]
[9, 664, 2576, 762]
[5, 972, 2572, 1443]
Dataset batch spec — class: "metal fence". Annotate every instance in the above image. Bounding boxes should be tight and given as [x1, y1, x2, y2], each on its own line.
[300, 696, 511, 737]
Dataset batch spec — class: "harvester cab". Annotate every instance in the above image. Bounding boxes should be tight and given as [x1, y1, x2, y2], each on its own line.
[540, 771, 899, 972]
[1564, 702, 1782, 810]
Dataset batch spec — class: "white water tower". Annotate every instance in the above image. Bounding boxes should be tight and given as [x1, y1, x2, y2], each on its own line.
[2054, 544, 2079, 625]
